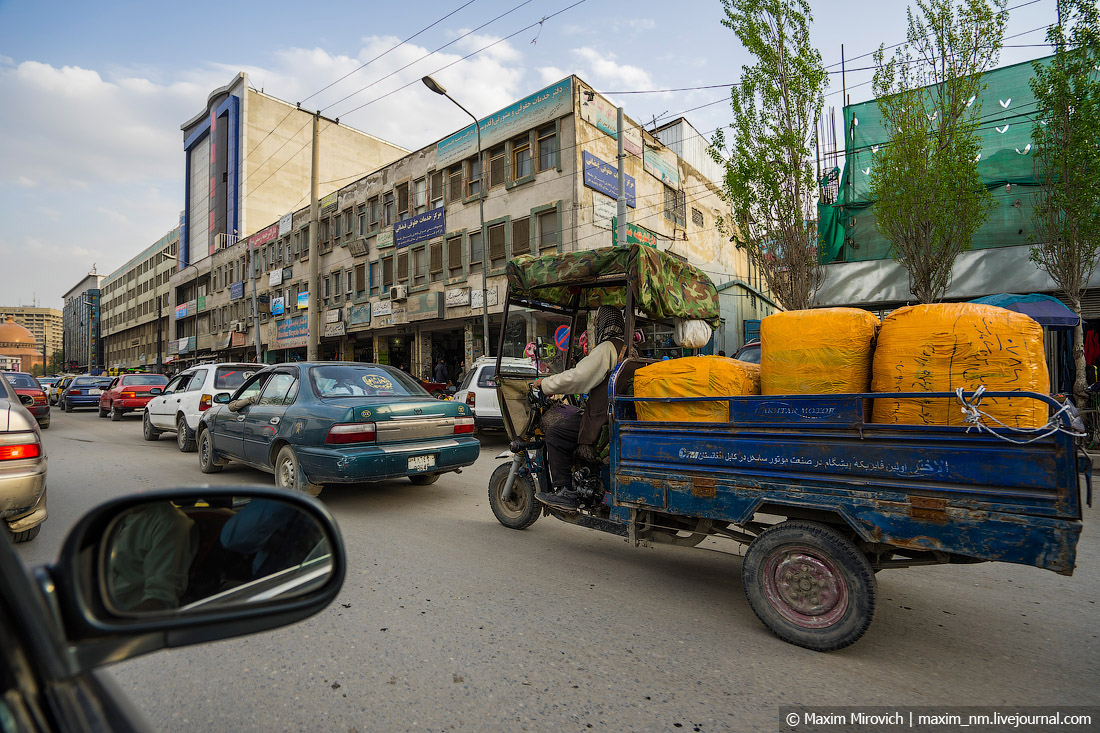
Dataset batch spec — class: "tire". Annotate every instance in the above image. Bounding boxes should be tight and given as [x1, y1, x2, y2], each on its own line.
[274, 445, 322, 497]
[176, 414, 196, 452]
[197, 428, 224, 474]
[142, 411, 162, 441]
[98, 403, 108, 418]
[111, 404, 123, 421]
[63, 400, 73, 413]
[488, 461, 540, 530]
[741, 520, 876, 652]
[409, 473, 440, 485]
[11, 524, 41, 543]
[38, 417, 50, 430]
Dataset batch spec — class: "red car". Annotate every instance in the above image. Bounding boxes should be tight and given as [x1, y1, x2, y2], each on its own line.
[98, 373, 168, 421]
[1, 372, 49, 429]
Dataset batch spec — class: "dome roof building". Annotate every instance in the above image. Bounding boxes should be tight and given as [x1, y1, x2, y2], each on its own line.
[0, 317, 43, 373]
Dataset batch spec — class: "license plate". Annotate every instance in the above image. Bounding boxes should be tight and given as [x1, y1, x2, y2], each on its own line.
[408, 455, 436, 472]
[89, 389, 102, 395]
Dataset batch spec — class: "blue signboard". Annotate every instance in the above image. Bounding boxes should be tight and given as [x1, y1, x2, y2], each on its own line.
[230, 282, 244, 300]
[275, 316, 309, 348]
[582, 152, 636, 208]
[297, 291, 309, 310]
[272, 297, 285, 316]
[394, 208, 445, 249]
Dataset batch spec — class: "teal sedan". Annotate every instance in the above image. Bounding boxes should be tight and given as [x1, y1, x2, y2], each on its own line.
[195, 362, 480, 496]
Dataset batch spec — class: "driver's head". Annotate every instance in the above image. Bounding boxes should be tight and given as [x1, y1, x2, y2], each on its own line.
[593, 306, 625, 345]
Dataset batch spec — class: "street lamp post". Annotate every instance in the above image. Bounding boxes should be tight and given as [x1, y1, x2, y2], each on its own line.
[422, 75, 491, 358]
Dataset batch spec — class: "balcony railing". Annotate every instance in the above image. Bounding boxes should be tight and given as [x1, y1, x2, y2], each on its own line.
[214, 232, 239, 250]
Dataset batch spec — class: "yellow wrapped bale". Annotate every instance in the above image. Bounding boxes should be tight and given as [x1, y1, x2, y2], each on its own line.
[761, 308, 880, 395]
[871, 303, 1049, 428]
[635, 356, 760, 423]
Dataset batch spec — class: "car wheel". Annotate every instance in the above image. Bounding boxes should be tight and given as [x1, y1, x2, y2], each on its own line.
[274, 445, 322, 497]
[98, 403, 108, 418]
[38, 416, 50, 430]
[176, 414, 196, 452]
[63, 400, 73, 413]
[409, 473, 440, 485]
[142, 411, 162, 441]
[487, 462, 540, 530]
[11, 525, 41, 543]
[111, 404, 123, 421]
[197, 428, 224, 473]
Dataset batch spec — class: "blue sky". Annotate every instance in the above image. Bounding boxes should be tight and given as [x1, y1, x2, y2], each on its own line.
[0, 0, 1058, 307]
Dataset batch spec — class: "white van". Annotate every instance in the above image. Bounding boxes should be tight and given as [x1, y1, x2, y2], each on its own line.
[451, 356, 538, 431]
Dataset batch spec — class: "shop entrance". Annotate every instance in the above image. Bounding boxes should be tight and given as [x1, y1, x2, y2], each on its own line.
[427, 327, 465, 386]
[387, 335, 410, 373]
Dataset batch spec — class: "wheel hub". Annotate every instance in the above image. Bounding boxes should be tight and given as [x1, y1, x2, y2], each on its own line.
[763, 546, 848, 628]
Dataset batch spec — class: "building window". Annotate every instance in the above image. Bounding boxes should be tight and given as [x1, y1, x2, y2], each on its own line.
[355, 264, 366, 295]
[430, 240, 443, 282]
[369, 261, 380, 295]
[430, 170, 445, 209]
[512, 217, 530, 256]
[323, 275, 331, 299]
[346, 269, 354, 296]
[381, 257, 393, 290]
[344, 209, 354, 237]
[537, 124, 557, 171]
[369, 196, 381, 228]
[513, 137, 532, 180]
[397, 251, 409, 282]
[538, 209, 558, 252]
[412, 248, 427, 286]
[333, 213, 342, 239]
[383, 192, 395, 226]
[413, 177, 427, 214]
[357, 205, 367, 236]
[664, 186, 686, 226]
[691, 207, 704, 228]
[488, 222, 506, 269]
[488, 146, 506, 188]
[447, 165, 462, 204]
[447, 234, 463, 278]
[466, 157, 482, 198]
[469, 231, 483, 273]
[396, 182, 410, 221]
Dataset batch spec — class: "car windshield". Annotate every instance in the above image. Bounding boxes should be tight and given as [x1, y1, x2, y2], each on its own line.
[121, 375, 168, 386]
[3, 373, 40, 390]
[735, 343, 761, 364]
[310, 365, 428, 398]
[215, 366, 258, 390]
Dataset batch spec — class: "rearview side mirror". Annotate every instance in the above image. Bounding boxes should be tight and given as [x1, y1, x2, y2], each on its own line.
[148, 387, 163, 396]
[213, 393, 231, 404]
[19, 395, 33, 406]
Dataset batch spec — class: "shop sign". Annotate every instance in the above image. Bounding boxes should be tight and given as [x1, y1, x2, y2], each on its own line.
[643, 143, 680, 187]
[230, 282, 245, 300]
[324, 322, 346, 338]
[372, 300, 393, 317]
[272, 297, 285, 316]
[611, 219, 660, 249]
[276, 316, 309, 348]
[325, 308, 341, 324]
[407, 292, 444, 322]
[394, 209, 445, 249]
[593, 196, 616, 230]
[579, 89, 643, 157]
[470, 287, 498, 309]
[188, 299, 198, 314]
[282, 266, 293, 280]
[377, 229, 394, 249]
[348, 239, 368, 256]
[297, 291, 309, 310]
[249, 224, 278, 249]
[230, 331, 247, 348]
[347, 303, 371, 327]
[436, 77, 572, 167]
[219, 333, 233, 350]
[197, 295, 206, 312]
[582, 151, 636, 208]
[174, 303, 188, 320]
[278, 212, 293, 236]
[269, 269, 283, 287]
[319, 192, 338, 215]
[445, 287, 470, 307]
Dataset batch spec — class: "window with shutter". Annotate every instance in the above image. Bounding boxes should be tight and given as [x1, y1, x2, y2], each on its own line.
[488, 222, 506, 267]
[489, 146, 506, 188]
[469, 231, 483, 273]
[397, 251, 409, 281]
[397, 183, 409, 220]
[512, 217, 530, 256]
[382, 256, 393, 289]
[430, 170, 445, 208]
[355, 264, 366, 294]
[538, 210, 558, 252]
[447, 235, 463, 277]
[447, 167, 462, 203]
[430, 241, 443, 282]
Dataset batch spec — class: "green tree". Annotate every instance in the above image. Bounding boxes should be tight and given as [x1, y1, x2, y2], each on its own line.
[47, 349, 64, 374]
[870, 0, 1007, 303]
[711, 0, 828, 310]
[1028, 0, 1100, 401]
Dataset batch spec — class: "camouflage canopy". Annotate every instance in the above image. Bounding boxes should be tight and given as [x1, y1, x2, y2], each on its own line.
[506, 245, 720, 327]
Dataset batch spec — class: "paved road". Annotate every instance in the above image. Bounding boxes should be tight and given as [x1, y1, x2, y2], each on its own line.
[19, 407, 1100, 732]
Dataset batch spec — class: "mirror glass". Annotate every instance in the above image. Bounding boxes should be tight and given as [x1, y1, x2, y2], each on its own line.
[101, 497, 333, 616]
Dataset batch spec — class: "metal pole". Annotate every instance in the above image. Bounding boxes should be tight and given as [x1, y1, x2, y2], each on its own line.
[841, 44, 847, 107]
[156, 296, 163, 374]
[474, 120, 490, 358]
[616, 107, 627, 249]
[250, 241, 261, 363]
[307, 111, 321, 361]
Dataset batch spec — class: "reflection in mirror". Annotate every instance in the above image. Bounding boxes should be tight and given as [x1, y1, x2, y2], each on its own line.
[103, 497, 332, 616]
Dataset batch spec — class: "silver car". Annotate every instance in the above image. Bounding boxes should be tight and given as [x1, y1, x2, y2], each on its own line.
[0, 374, 47, 542]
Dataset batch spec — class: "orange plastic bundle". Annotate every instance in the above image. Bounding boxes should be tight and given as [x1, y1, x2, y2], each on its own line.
[634, 356, 760, 423]
[871, 303, 1049, 428]
[760, 308, 880, 395]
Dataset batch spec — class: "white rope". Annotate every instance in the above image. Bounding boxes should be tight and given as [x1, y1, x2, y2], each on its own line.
[954, 386, 1087, 445]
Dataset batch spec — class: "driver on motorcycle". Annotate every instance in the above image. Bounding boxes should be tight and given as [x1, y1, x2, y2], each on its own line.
[531, 305, 626, 510]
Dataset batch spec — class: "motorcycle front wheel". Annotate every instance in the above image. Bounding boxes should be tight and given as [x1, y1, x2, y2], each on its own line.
[488, 462, 540, 530]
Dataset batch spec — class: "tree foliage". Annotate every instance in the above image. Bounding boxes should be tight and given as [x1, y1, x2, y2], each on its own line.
[711, 0, 828, 311]
[870, 0, 1007, 303]
[1029, 0, 1100, 399]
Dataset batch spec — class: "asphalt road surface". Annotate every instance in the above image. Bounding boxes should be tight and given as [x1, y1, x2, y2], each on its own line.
[18, 407, 1100, 732]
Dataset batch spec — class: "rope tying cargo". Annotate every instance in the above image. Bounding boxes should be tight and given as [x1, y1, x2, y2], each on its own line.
[955, 386, 1087, 445]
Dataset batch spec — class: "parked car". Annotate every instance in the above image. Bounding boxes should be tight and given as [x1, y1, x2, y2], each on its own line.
[0, 485, 344, 731]
[451, 356, 538, 431]
[197, 362, 481, 495]
[61, 376, 113, 412]
[1, 372, 50, 429]
[36, 376, 60, 394]
[49, 375, 74, 405]
[97, 373, 169, 421]
[145, 363, 260, 452]
[733, 339, 761, 364]
[416, 376, 451, 399]
[0, 372, 47, 542]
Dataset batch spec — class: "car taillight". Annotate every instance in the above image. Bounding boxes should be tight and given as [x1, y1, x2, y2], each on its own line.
[121, 391, 137, 399]
[326, 422, 376, 444]
[465, 392, 475, 408]
[0, 433, 40, 460]
[33, 392, 46, 404]
[199, 394, 212, 411]
[453, 417, 475, 435]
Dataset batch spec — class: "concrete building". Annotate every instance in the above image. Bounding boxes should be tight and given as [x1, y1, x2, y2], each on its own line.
[100, 227, 179, 374]
[167, 76, 762, 376]
[0, 307, 62, 366]
[61, 274, 105, 373]
[0, 318, 44, 373]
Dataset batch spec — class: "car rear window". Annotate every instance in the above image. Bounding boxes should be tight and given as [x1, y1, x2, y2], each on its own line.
[215, 366, 258, 390]
[310, 365, 428, 398]
[734, 343, 761, 364]
[3, 373, 40, 390]
[72, 377, 112, 387]
[121, 375, 168, 386]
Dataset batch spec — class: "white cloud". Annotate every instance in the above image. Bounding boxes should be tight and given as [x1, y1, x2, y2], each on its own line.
[613, 19, 656, 33]
[571, 48, 655, 91]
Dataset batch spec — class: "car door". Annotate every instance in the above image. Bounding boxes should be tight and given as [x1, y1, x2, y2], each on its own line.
[242, 369, 300, 467]
[148, 373, 189, 429]
[212, 371, 271, 460]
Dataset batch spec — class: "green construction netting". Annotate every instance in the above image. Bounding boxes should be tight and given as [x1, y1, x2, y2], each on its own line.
[820, 55, 1061, 264]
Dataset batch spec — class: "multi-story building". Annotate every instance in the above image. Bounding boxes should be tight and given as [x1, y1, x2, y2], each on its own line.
[61, 274, 105, 373]
[169, 75, 762, 377]
[0, 307, 62, 366]
[100, 227, 179, 374]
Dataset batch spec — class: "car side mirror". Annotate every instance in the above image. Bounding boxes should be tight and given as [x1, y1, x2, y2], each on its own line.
[19, 395, 33, 406]
[46, 486, 345, 671]
[148, 387, 163, 396]
[213, 393, 231, 404]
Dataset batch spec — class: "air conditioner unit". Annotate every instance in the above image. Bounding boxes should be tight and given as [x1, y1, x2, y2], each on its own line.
[390, 285, 408, 301]
[231, 321, 246, 333]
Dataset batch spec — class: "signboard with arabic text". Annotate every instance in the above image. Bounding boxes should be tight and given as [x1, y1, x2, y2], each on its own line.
[611, 219, 660, 249]
[643, 143, 680, 187]
[249, 224, 278, 249]
[582, 152, 636, 208]
[579, 90, 642, 157]
[278, 212, 293, 236]
[319, 192, 338, 215]
[276, 316, 309, 348]
[394, 209, 445, 249]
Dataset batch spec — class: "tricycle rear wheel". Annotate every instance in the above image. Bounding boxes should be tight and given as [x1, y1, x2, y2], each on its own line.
[488, 462, 540, 530]
[742, 520, 875, 652]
